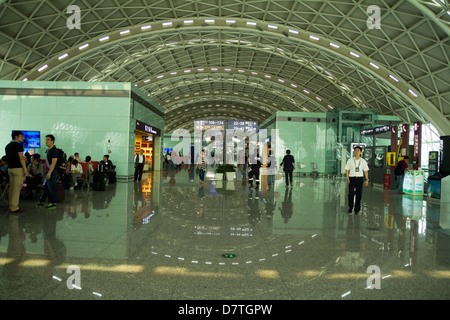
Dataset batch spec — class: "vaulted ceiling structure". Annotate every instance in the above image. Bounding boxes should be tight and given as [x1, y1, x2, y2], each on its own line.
[0, 0, 449, 134]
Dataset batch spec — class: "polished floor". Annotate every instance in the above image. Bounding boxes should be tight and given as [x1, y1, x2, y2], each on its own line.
[1, 167, 449, 300]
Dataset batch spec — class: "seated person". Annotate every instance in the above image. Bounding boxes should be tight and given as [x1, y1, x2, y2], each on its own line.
[98, 155, 114, 172]
[84, 156, 94, 173]
[0, 156, 9, 183]
[69, 159, 83, 189]
[99, 154, 116, 184]
[25, 154, 44, 196]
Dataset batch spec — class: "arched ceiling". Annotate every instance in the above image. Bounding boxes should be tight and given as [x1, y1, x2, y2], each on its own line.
[0, 0, 449, 134]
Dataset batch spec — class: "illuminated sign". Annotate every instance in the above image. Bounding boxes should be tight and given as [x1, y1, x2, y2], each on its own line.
[361, 125, 390, 136]
[136, 120, 161, 136]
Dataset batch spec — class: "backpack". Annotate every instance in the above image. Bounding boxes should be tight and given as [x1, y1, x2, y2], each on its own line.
[394, 160, 403, 176]
[55, 147, 66, 175]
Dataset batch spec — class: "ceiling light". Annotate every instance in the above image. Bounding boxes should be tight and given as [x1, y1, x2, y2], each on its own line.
[141, 25, 151, 30]
[58, 53, 68, 60]
[268, 25, 278, 29]
[38, 65, 48, 72]
[350, 51, 360, 58]
[408, 89, 418, 97]
[205, 19, 215, 23]
[162, 22, 172, 27]
[120, 30, 130, 35]
[246, 21, 257, 26]
[288, 29, 299, 34]
[79, 44, 89, 50]
[309, 35, 320, 41]
[370, 62, 380, 69]
[226, 20, 236, 23]
[184, 20, 193, 24]
[389, 75, 399, 82]
[99, 36, 109, 42]
[330, 42, 340, 48]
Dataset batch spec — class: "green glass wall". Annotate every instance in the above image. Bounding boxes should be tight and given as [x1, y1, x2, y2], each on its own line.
[0, 80, 164, 179]
[263, 111, 335, 175]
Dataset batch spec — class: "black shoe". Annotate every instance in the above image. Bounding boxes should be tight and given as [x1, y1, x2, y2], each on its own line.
[348, 209, 352, 213]
[10, 209, 25, 214]
[355, 211, 360, 215]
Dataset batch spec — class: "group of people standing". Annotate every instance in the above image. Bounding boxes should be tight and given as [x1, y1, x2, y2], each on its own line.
[3, 131, 118, 214]
[4, 131, 60, 213]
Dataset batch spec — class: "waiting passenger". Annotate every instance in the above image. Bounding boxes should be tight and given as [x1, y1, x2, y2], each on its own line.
[25, 153, 44, 197]
[0, 156, 8, 183]
[69, 159, 83, 190]
[99, 155, 114, 173]
[84, 156, 94, 173]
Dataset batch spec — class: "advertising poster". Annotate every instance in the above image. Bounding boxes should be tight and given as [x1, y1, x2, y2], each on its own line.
[403, 171, 414, 194]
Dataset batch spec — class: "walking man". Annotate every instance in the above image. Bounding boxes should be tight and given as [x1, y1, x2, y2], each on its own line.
[5, 131, 27, 214]
[248, 151, 262, 189]
[134, 149, 146, 181]
[37, 134, 59, 209]
[280, 150, 295, 188]
[345, 146, 369, 215]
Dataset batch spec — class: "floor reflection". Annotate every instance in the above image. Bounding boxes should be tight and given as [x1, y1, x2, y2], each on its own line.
[1, 167, 449, 300]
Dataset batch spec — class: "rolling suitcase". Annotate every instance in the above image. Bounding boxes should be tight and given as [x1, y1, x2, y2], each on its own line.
[93, 171, 106, 191]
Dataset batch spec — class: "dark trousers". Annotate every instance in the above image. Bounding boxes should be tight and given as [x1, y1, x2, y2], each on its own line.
[40, 171, 59, 204]
[248, 169, 260, 186]
[134, 163, 144, 181]
[348, 177, 364, 213]
[284, 169, 293, 185]
[25, 175, 42, 193]
[199, 169, 205, 182]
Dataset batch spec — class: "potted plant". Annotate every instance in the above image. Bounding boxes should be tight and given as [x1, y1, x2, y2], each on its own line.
[216, 164, 225, 180]
[224, 164, 236, 181]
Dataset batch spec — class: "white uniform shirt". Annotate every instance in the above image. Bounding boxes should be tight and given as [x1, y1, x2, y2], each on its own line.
[345, 157, 369, 177]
